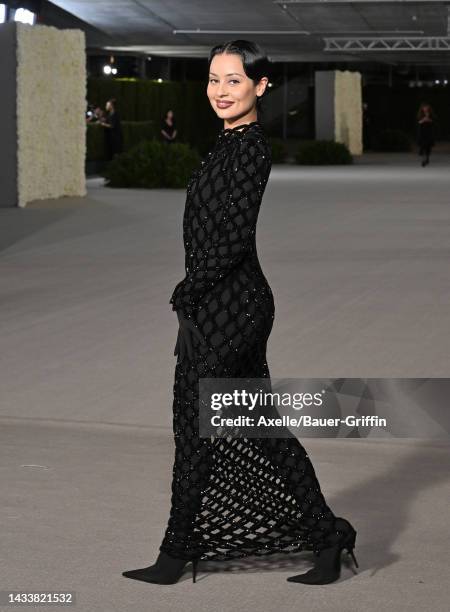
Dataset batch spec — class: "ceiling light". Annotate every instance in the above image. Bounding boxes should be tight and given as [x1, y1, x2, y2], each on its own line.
[13, 8, 36, 25]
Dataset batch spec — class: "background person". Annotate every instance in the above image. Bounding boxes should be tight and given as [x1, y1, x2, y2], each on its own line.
[417, 102, 436, 167]
[100, 98, 124, 160]
[160, 109, 177, 144]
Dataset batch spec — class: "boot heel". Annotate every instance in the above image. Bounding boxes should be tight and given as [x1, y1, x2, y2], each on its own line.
[192, 559, 198, 583]
[348, 548, 359, 568]
[345, 531, 359, 568]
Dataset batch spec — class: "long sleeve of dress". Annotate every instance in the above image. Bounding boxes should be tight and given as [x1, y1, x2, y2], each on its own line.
[169, 135, 271, 319]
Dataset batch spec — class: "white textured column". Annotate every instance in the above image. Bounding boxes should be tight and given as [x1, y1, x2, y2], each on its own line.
[0, 22, 86, 208]
[315, 70, 362, 155]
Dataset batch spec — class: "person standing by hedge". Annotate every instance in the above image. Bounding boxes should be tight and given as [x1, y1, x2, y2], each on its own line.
[160, 109, 177, 144]
[362, 102, 372, 151]
[100, 98, 124, 160]
[417, 102, 435, 167]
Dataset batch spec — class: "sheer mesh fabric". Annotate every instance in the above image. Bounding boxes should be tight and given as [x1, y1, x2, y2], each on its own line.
[160, 121, 356, 562]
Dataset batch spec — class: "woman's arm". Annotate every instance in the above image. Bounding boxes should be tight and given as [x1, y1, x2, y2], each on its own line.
[169, 135, 272, 320]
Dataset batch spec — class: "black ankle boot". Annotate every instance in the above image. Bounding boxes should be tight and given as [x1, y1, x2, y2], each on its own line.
[287, 520, 358, 585]
[122, 551, 199, 585]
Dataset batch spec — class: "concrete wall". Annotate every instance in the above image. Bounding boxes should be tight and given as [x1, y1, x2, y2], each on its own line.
[0, 22, 18, 208]
[314, 70, 335, 141]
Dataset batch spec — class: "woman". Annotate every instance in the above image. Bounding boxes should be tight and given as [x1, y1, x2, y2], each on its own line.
[160, 109, 177, 144]
[122, 40, 358, 586]
[100, 98, 123, 160]
[417, 102, 435, 167]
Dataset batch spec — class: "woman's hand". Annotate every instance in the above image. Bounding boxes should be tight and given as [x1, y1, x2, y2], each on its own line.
[174, 310, 206, 361]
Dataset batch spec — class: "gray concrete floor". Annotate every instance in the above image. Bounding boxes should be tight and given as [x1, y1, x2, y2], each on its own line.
[1, 422, 449, 611]
[1, 153, 449, 611]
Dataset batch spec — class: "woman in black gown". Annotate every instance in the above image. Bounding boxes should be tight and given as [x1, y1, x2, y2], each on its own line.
[123, 40, 358, 586]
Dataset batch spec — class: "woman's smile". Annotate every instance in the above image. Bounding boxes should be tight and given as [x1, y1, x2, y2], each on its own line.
[216, 100, 234, 108]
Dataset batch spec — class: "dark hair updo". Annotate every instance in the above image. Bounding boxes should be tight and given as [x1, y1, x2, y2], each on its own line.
[208, 40, 272, 117]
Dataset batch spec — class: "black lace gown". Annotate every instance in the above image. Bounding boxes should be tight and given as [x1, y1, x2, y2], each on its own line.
[160, 120, 356, 562]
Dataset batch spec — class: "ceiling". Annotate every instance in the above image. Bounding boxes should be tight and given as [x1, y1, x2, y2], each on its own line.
[48, 0, 450, 65]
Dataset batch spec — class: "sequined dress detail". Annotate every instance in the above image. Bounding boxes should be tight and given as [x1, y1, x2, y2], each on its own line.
[160, 121, 356, 561]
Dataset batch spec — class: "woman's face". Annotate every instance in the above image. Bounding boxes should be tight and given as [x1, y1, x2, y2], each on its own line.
[207, 53, 267, 123]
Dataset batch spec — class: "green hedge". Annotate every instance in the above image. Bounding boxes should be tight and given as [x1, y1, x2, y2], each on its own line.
[269, 137, 288, 163]
[86, 120, 156, 161]
[371, 128, 412, 152]
[295, 140, 353, 165]
[101, 140, 201, 188]
[87, 78, 220, 155]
